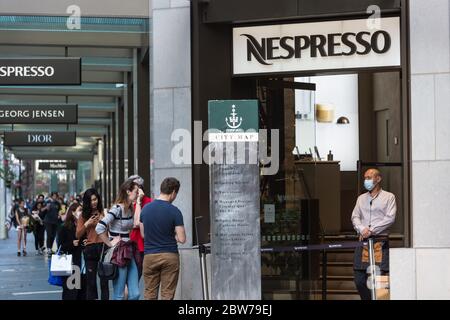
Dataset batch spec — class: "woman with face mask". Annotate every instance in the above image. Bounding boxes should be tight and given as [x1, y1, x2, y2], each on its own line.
[96, 180, 141, 300]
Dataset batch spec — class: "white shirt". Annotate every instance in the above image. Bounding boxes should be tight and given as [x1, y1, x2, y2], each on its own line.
[351, 189, 397, 236]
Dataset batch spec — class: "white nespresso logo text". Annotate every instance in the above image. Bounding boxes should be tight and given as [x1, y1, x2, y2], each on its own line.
[242, 30, 391, 65]
[0, 66, 55, 77]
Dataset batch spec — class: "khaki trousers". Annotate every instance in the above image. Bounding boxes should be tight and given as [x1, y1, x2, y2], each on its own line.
[143, 253, 180, 300]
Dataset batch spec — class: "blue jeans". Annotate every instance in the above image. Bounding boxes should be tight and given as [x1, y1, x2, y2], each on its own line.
[112, 257, 140, 300]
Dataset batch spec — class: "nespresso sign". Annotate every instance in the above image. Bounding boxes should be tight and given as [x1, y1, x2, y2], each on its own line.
[0, 104, 78, 124]
[233, 17, 400, 75]
[0, 58, 81, 85]
[39, 161, 77, 170]
[3, 131, 76, 146]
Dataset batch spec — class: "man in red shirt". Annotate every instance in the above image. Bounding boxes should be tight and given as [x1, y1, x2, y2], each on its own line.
[128, 175, 152, 278]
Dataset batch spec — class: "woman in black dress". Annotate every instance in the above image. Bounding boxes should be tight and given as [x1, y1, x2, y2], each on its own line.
[31, 201, 46, 255]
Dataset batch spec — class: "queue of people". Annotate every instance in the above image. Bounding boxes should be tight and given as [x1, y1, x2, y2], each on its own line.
[5, 175, 186, 301]
[6, 192, 76, 257]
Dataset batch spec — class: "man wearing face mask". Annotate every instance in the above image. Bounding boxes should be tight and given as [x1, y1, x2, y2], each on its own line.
[351, 168, 396, 300]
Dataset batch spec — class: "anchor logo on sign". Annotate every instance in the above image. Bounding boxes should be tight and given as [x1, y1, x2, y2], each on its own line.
[225, 105, 243, 129]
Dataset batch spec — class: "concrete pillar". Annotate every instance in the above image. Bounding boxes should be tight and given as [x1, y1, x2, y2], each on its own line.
[50, 173, 58, 193]
[118, 99, 125, 186]
[390, 0, 450, 300]
[152, 0, 194, 299]
[76, 163, 83, 194]
[126, 73, 135, 175]
[67, 172, 73, 195]
[133, 49, 139, 174]
[102, 135, 108, 207]
[137, 49, 150, 194]
[112, 112, 117, 198]
[0, 143, 6, 240]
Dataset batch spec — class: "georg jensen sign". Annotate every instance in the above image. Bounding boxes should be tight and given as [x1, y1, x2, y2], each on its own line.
[0, 58, 81, 85]
[3, 131, 76, 146]
[0, 104, 78, 124]
[39, 161, 77, 170]
[233, 17, 400, 75]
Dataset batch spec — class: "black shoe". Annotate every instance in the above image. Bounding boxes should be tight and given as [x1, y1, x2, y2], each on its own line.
[17, 251, 21, 257]
[22, 250, 27, 256]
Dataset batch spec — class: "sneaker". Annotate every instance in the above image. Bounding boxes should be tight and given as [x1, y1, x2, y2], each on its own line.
[17, 251, 21, 257]
[22, 250, 27, 256]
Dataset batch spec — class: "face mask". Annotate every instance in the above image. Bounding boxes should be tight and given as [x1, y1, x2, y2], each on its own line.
[364, 179, 375, 191]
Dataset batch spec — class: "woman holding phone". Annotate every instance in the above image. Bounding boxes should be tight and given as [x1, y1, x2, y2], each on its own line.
[76, 188, 109, 300]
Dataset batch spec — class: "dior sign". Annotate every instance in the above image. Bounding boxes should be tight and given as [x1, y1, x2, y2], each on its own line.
[233, 17, 400, 75]
[3, 131, 76, 146]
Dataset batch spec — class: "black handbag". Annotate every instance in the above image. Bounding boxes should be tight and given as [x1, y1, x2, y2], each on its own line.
[97, 244, 118, 280]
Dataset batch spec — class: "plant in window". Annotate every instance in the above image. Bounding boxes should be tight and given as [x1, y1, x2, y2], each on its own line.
[0, 166, 16, 188]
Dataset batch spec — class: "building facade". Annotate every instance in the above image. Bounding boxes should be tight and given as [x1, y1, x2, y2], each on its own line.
[150, 0, 450, 299]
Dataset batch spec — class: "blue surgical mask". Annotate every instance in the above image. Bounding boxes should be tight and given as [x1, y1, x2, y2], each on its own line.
[364, 179, 375, 191]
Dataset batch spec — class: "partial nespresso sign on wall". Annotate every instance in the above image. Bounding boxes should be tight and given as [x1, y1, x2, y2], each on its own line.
[38, 161, 78, 170]
[3, 131, 76, 147]
[0, 104, 78, 124]
[233, 17, 400, 75]
[0, 58, 81, 85]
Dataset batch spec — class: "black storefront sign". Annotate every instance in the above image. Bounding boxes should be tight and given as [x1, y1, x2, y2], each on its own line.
[3, 131, 76, 147]
[0, 104, 78, 124]
[0, 58, 81, 85]
[38, 161, 78, 170]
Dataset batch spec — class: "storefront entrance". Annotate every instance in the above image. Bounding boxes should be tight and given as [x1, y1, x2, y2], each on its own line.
[257, 72, 405, 299]
[191, 0, 410, 300]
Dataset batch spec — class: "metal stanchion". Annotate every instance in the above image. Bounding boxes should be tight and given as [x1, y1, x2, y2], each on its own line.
[199, 244, 210, 300]
[193, 239, 368, 300]
[321, 249, 327, 300]
[368, 238, 377, 300]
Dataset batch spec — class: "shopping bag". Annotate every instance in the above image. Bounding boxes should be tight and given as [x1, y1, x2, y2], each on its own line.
[50, 251, 73, 276]
[48, 259, 64, 287]
[376, 275, 390, 300]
